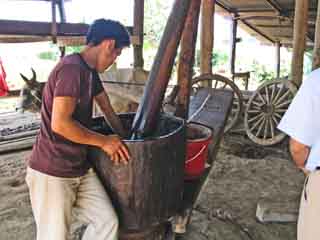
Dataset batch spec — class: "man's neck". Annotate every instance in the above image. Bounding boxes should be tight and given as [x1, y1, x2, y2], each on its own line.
[80, 47, 98, 70]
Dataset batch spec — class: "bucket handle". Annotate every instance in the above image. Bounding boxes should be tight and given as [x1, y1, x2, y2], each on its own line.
[186, 145, 207, 164]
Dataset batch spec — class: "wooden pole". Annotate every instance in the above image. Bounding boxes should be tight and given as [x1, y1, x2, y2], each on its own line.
[175, 0, 201, 119]
[312, 0, 320, 70]
[131, 0, 192, 139]
[133, 0, 144, 69]
[291, 0, 309, 86]
[230, 16, 237, 77]
[58, 0, 66, 58]
[276, 41, 281, 79]
[200, 0, 215, 86]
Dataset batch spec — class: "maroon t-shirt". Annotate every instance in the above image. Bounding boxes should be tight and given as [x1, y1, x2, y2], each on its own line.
[28, 53, 104, 177]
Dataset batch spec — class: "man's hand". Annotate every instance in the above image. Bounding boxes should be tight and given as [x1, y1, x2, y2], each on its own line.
[289, 138, 310, 171]
[100, 135, 130, 165]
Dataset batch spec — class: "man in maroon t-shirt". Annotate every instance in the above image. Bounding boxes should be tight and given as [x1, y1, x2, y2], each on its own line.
[25, 19, 131, 240]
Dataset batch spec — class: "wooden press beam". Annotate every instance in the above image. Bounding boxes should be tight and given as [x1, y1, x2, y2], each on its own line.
[175, 0, 201, 119]
[133, 0, 144, 68]
[312, 0, 320, 70]
[291, 0, 309, 86]
[200, 0, 215, 87]
[131, 0, 192, 138]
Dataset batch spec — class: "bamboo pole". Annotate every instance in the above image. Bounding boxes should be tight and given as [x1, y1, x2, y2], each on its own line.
[133, 0, 144, 68]
[312, 0, 320, 70]
[291, 0, 309, 86]
[175, 0, 201, 119]
[200, 0, 215, 87]
[131, 0, 192, 139]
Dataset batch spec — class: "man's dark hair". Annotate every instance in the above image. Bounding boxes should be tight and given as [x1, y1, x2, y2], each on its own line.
[86, 19, 131, 49]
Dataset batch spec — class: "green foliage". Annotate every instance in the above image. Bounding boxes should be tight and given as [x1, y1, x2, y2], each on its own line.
[66, 45, 84, 54]
[37, 51, 58, 61]
[251, 60, 275, 83]
[195, 49, 228, 69]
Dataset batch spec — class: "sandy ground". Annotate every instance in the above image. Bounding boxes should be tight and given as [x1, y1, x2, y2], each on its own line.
[0, 133, 305, 240]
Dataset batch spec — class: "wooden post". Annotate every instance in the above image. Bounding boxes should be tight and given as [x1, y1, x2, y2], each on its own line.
[51, 0, 57, 43]
[175, 0, 201, 119]
[131, 0, 192, 139]
[200, 0, 215, 87]
[291, 0, 309, 86]
[133, 0, 144, 69]
[58, 0, 66, 58]
[230, 16, 237, 78]
[312, 0, 320, 70]
[275, 41, 281, 79]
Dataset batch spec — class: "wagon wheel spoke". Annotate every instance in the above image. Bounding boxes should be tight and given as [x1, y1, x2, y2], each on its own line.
[252, 100, 264, 107]
[272, 115, 279, 126]
[270, 84, 276, 102]
[257, 92, 266, 104]
[274, 89, 292, 106]
[247, 109, 260, 114]
[269, 118, 275, 138]
[255, 117, 266, 137]
[249, 114, 265, 132]
[274, 112, 283, 120]
[272, 84, 284, 104]
[275, 99, 292, 109]
[274, 108, 287, 113]
[264, 86, 270, 104]
[263, 116, 269, 139]
[248, 112, 264, 123]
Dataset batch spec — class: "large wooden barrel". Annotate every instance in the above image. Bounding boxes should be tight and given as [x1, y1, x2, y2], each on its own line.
[88, 113, 186, 238]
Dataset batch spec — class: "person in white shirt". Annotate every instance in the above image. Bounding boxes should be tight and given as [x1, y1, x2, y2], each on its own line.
[278, 68, 320, 240]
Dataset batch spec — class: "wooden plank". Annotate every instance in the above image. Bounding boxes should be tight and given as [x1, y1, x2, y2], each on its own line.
[200, 0, 215, 83]
[133, 0, 144, 68]
[291, 0, 309, 86]
[312, 0, 320, 70]
[175, 0, 201, 119]
[0, 136, 35, 154]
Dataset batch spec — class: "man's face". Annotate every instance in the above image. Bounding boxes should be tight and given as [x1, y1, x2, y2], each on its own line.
[96, 40, 123, 73]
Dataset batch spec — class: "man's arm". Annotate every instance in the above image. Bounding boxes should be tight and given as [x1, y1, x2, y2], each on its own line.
[289, 137, 310, 174]
[51, 96, 130, 164]
[94, 91, 127, 138]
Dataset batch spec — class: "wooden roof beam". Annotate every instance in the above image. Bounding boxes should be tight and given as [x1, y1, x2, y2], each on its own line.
[264, 0, 283, 15]
[0, 20, 133, 37]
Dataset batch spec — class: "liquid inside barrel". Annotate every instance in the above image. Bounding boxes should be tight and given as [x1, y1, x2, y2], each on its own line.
[88, 113, 186, 232]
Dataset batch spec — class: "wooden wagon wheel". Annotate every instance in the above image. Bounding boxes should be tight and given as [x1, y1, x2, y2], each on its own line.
[192, 73, 244, 133]
[244, 80, 297, 146]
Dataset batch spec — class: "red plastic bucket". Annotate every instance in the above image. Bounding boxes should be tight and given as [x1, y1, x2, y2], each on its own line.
[185, 122, 213, 179]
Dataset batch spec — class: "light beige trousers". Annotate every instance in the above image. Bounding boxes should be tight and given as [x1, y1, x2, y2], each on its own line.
[25, 167, 118, 240]
[298, 171, 320, 240]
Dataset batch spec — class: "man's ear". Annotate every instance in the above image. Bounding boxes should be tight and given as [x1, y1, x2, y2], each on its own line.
[103, 39, 116, 51]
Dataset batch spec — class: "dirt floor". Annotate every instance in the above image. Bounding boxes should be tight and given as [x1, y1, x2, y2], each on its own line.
[0, 133, 305, 240]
